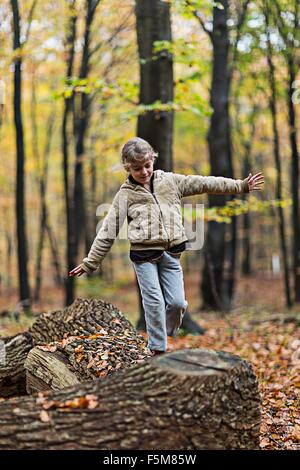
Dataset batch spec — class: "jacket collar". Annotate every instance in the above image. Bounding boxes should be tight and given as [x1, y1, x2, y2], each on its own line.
[122, 172, 155, 192]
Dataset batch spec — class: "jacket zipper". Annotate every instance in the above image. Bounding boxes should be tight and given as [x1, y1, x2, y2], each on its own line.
[137, 185, 170, 250]
[152, 193, 170, 250]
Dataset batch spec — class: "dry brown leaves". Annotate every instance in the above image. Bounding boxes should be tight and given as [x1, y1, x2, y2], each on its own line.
[36, 391, 99, 420]
[36, 327, 151, 382]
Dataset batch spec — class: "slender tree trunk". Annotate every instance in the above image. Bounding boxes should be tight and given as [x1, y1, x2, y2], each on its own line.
[73, 0, 100, 262]
[31, 71, 57, 300]
[287, 66, 300, 303]
[264, 8, 292, 307]
[5, 231, 13, 290]
[201, 1, 231, 311]
[45, 222, 63, 287]
[10, 0, 30, 308]
[235, 101, 256, 277]
[241, 154, 252, 275]
[85, 134, 97, 258]
[34, 112, 63, 293]
[34, 207, 46, 301]
[224, 203, 237, 308]
[224, 1, 251, 305]
[63, 0, 78, 306]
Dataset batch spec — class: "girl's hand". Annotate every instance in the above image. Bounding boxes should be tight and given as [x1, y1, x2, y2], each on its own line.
[246, 172, 265, 191]
[68, 265, 85, 277]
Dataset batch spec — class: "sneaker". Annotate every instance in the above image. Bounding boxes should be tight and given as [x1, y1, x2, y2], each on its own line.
[150, 350, 165, 356]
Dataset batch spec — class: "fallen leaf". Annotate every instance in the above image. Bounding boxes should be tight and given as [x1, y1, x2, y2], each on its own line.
[40, 410, 50, 423]
[38, 344, 57, 353]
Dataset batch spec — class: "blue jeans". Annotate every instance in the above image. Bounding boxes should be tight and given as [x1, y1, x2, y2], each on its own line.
[133, 251, 188, 352]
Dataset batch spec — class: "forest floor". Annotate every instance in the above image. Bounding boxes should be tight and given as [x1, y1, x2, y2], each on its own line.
[0, 271, 299, 450]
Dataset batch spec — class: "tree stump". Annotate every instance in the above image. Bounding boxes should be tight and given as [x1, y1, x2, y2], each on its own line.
[0, 349, 261, 450]
[0, 299, 149, 397]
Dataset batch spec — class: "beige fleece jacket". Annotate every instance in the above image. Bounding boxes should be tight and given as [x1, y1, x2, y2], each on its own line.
[81, 170, 249, 274]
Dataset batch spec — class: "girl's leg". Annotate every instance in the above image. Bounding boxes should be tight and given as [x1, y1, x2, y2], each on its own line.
[133, 261, 167, 352]
[158, 252, 188, 337]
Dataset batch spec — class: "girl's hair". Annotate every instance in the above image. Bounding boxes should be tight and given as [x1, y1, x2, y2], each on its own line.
[121, 137, 158, 171]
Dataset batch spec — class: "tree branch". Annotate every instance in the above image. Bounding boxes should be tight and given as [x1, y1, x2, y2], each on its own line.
[24, 0, 38, 44]
[88, 8, 133, 59]
[228, 0, 250, 81]
[185, 0, 213, 41]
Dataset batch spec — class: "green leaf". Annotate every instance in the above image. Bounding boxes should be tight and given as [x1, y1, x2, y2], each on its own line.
[212, 1, 224, 9]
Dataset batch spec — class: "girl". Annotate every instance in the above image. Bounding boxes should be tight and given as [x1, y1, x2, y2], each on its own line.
[69, 137, 264, 355]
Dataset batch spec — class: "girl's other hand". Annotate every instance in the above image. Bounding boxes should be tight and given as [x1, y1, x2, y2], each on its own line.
[68, 265, 85, 277]
[247, 172, 265, 191]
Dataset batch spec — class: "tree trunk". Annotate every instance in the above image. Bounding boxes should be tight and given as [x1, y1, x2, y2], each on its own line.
[287, 68, 300, 303]
[62, 0, 78, 306]
[85, 134, 98, 260]
[201, 1, 232, 312]
[5, 231, 13, 290]
[33, 109, 56, 299]
[10, 0, 30, 307]
[241, 156, 252, 276]
[0, 349, 261, 450]
[135, 0, 174, 171]
[233, 91, 258, 277]
[181, 310, 206, 335]
[72, 0, 100, 262]
[45, 221, 63, 287]
[273, 0, 300, 303]
[264, 7, 292, 308]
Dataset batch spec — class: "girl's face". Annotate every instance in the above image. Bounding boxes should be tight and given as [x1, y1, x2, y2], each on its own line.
[129, 157, 154, 185]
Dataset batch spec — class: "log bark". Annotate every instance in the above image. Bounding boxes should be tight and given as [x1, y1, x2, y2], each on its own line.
[29, 298, 138, 343]
[0, 299, 148, 397]
[0, 332, 33, 397]
[0, 349, 261, 450]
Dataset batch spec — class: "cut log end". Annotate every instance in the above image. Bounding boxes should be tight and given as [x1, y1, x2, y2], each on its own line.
[155, 349, 242, 375]
[0, 332, 34, 398]
[25, 348, 80, 394]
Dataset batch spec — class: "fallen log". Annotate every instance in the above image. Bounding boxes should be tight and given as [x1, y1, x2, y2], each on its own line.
[25, 326, 150, 393]
[248, 313, 300, 326]
[0, 299, 148, 397]
[0, 349, 261, 450]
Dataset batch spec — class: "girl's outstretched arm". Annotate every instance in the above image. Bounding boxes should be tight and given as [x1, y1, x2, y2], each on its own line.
[172, 171, 264, 197]
[69, 190, 127, 276]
